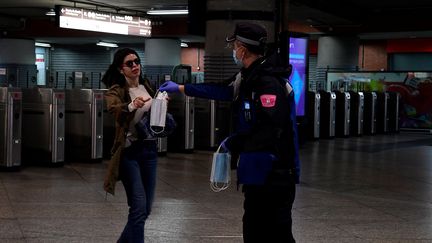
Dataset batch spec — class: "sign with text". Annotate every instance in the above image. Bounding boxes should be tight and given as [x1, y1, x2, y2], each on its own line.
[57, 6, 152, 37]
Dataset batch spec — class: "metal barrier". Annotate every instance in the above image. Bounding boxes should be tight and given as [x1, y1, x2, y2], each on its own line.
[0, 87, 22, 168]
[376, 92, 390, 134]
[307, 91, 321, 139]
[168, 94, 194, 152]
[387, 92, 400, 133]
[335, 91, 351, 137]
[363, 91, 377, 135]
[318, 91, 336, 138]
[101, 89, 115, 160]
[65, 89, 104, 161]
[349, 91, 364, 136]
[22, 88, 65, 165]
[194, 98, 212, 149]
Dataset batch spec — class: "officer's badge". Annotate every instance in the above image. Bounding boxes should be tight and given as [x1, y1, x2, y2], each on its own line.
[260, 94, 276, 107]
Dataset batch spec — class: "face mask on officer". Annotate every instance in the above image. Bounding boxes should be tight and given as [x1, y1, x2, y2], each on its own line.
[232, 46, 244, 67]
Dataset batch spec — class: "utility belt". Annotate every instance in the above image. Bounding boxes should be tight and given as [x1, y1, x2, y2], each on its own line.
[236, 151, 297, 188]
[236, 151, 275, 186]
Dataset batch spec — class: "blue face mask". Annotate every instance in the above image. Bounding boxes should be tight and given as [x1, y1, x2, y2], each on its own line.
[233, 49, 243, 67]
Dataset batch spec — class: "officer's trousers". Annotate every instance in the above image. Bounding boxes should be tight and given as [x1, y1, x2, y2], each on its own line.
[242, 183, 296, 243]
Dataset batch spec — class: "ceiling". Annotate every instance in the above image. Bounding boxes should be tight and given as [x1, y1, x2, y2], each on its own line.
[290, 0, 432, 35]
[1, 0, 432, 45]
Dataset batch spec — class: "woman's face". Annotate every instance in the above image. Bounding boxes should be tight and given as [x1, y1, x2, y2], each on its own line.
[120, 53, 141, 80]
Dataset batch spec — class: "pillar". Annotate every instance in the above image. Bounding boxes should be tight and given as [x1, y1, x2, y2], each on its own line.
[0, 39, 37, 87]
[204, 0, 278, 83]
[316, 36, 360, 90]
[143, 38, 181, 87]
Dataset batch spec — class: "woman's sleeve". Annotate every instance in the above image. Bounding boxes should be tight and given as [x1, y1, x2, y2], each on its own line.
[105, 89, 134, 124]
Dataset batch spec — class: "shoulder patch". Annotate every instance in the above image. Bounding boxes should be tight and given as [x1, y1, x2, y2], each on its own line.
[260, 94, 277, 107]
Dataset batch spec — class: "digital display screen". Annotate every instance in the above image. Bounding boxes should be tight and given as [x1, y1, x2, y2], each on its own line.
[57, 6, 152, 37]
[288, 36, 308, 116]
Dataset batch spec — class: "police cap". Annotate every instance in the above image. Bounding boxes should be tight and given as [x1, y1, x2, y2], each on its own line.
[226, 22, 267, 46]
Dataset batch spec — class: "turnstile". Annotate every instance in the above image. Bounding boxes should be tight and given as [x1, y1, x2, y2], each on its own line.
[363, 91, 377, 135]
[335, 91, 351, 137]
[194, 98, 212, 149]
[213, 100, 232, 147]
[65, 89, 104, 161]
[0, 87, 22, 168]
[157, 137, 168, 154]
[307, 91, 320, 139]
[168, 94, 194, 152]
[318, 91, 336, 138]
[22, 88, 65, 165]
[102, 89, 115, 160]
[348, 91, 364, 136]
[194, 99, 231, 149]
[376, 92, 390, 133]
[387, 91, 400, 133]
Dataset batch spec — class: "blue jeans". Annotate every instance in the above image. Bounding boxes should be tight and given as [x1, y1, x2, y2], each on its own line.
[118, 140, 158, 243]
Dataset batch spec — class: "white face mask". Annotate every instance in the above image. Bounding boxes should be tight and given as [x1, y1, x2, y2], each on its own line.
[232, 49, 243, 67]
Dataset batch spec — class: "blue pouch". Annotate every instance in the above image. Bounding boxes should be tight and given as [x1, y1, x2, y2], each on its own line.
[237, 152, 276, 185]
[135, 112, 177, 139]
[210, 145, 231, 192]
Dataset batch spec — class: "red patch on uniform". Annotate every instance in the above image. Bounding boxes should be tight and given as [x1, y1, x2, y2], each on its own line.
[260, 94, 276, 107]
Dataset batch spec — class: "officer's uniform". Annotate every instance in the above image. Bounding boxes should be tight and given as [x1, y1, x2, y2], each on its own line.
[183, 23, 300, 243]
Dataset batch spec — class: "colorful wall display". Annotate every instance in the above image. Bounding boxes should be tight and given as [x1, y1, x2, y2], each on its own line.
[288, 37, 308, 116]
[327, 71, 432, 129]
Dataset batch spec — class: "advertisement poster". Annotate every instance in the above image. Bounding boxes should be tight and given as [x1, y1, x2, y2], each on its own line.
[327, 71, 432, 129]
[288, 37, 307, 116]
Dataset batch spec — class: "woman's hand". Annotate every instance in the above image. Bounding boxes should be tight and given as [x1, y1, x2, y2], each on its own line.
[133, 97, 151, 108]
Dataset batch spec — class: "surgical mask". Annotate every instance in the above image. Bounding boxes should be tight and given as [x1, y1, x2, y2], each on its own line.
[232, 49, 243, 67]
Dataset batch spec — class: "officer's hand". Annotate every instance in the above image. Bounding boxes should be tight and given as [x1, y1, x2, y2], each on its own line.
[159, 81, 180, 93]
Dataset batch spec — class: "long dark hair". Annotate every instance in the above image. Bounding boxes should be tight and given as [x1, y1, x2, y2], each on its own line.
[102, 48, 144, 88]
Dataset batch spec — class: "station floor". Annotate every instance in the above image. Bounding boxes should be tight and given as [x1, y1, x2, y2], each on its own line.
[1, 132, 432, 243]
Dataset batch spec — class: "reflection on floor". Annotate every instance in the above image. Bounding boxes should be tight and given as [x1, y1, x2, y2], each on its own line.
[1, 132, 432, 242]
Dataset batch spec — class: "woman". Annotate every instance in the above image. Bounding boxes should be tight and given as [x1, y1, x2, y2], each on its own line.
[102, 48, 157, 243]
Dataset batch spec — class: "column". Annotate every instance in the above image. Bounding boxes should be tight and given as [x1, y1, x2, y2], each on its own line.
[316, 36, 360, 90]
[0, 39, 37, 87]
[143, 38, 181, 87]
[204, 0, 278, 83]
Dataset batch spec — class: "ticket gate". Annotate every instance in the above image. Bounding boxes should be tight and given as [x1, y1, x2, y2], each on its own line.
[335, 91, 351, 137]
[376, 92, 390, 134]
[194, 98, 212, 149]
[101, 89, 115, 160]
[157, 137, 168, 154]
[168, 94, 194, 152]
[363, 91, 377, 135]
[0, 87, 22, 168]
[213, 100, 232, 147]
[387, 91, 400, 133]
[194, 99, 231, 149]
[65, 89, 104, 162]
[307, 91, 320, 139]
[348, 91, 364, 136]
[22, 88, 65, 165]
[318, 91, 336, 138]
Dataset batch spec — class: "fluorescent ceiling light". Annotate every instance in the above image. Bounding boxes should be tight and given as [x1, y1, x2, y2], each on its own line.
[97, 41, 118, 48]
[46, 9, 56, 16]
[180, 42, 188, 48]
[35, 42, 51, 48]
[147, 9, 188, 15]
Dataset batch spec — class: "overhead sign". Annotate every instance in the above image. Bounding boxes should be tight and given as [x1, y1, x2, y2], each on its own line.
[57, 6, 152, 37]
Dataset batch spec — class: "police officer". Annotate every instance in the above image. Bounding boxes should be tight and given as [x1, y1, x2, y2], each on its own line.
[160, 22, 300, 243]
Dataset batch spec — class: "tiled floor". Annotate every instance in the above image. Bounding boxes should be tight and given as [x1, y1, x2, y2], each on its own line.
[1, 132, 432, 242]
